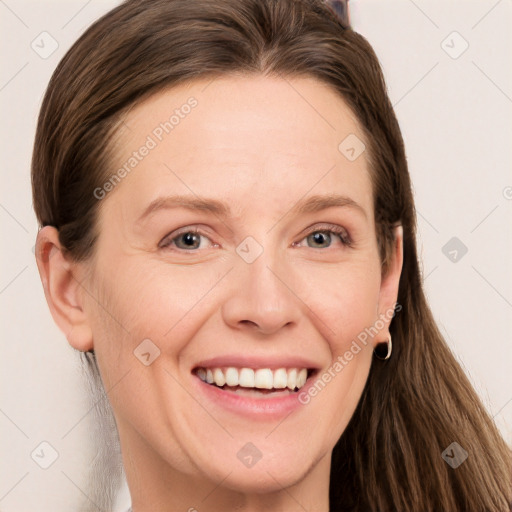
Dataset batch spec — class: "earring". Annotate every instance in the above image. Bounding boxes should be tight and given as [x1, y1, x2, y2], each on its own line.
[374, 335, 392, 360]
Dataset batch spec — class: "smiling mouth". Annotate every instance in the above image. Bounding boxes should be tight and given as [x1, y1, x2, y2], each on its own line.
[193, 366, 316, 396]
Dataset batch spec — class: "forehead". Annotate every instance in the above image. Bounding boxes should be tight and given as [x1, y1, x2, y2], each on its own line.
[105, 74, 373, 221]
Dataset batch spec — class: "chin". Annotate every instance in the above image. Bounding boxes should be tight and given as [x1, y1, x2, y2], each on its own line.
[221, 467, 308, 494]
[197, 449, 316, 494]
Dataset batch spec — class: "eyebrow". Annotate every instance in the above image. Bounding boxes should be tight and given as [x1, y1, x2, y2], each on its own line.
[293, 193, 367, 219]
[136, 193, 367, 223]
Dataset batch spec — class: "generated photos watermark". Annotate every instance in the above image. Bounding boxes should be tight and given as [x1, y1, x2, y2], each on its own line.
[298, 303, 402, 405]
[93, 96, 198, 200]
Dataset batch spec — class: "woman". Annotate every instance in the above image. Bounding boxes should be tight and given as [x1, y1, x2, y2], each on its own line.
[32, 0, 511, 510]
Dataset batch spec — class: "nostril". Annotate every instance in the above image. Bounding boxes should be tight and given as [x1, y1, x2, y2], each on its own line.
[239, 320, 258, 328]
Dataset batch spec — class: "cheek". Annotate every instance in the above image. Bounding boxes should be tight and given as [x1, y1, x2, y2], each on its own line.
[85, 256, 232, 394]
[90, 257, 224, 338]
[294, 256, 382, 352]
[293, 260, 380, 439]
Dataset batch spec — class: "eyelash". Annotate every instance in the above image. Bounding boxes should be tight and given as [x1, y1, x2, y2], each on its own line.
[159, 224, 352, 252]
[294, 224, 352, 249]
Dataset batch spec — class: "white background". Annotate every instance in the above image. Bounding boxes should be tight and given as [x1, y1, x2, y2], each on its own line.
[1, 0, 511, 510]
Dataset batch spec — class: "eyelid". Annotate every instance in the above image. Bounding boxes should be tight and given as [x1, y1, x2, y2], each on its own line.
[158, 226, 216, 250]
[300, 222, 352, 243]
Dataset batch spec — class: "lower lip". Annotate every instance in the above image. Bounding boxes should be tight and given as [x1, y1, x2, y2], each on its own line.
[192, 374, 314, 420]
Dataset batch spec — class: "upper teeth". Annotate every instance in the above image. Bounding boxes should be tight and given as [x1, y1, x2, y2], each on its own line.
[195, 367, 309, 390]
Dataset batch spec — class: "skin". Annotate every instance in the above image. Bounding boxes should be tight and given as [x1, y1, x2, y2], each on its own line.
[36, 75, 403, 511]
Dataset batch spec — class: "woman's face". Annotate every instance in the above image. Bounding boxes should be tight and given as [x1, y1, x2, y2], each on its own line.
[77, 75, 401, 495]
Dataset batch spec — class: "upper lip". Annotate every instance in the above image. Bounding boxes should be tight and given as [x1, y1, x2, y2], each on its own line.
[192, 354, 321, 371]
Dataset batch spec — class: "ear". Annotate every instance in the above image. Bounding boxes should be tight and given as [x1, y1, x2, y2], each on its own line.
[35, 226, 93, 352]
[376, 225, 403, 343]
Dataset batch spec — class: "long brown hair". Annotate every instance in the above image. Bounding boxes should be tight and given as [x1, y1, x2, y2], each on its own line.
[31, 0, 512, 509]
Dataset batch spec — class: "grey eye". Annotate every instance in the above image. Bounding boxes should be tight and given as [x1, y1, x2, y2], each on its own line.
[174, 232, 202, 249]
[307, 231, 333, 248]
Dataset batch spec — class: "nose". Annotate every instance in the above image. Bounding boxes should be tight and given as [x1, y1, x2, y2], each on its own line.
[221, 246, 302, 336]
